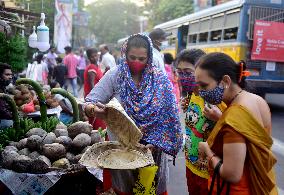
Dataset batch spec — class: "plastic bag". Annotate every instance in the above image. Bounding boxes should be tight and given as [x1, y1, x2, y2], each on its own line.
[133, 165, 158, 195]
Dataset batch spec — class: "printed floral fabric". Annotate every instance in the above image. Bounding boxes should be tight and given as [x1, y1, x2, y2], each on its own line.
[117, 33, 182, 157]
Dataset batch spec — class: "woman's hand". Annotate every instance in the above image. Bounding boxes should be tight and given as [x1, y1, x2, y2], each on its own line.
[198, 141, 211, 159]
[85, 102, 107, 119]
[140, 144, 155, 153]
[181, 97, 190, 112]
[203, 105, 222, 122]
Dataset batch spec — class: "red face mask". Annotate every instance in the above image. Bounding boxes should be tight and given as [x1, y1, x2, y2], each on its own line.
[128, 61, 146, 74]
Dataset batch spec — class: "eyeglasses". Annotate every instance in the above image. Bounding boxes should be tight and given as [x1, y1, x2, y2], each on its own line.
[128, 55, 147, 62]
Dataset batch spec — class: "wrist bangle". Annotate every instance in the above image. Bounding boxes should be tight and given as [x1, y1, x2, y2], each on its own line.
[85, 104, 95, 118]
[208, 153, 216, 163]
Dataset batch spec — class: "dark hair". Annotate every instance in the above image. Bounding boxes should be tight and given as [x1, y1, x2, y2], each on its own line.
[64, 46, 72, 53]
[56, 57, 63, 64]
[86, 48, 98, 60]
[176, 49, 205, 66]
[164, 53, 174, 64]
[126, 36, 149, 55]
[50, 81, 59, 89]
[196, 52, 247, 88]
[0, 62, 12, 76]
[36, 53, 44, 64]
[104, 45, 109, 51]
[149, 28, 168, 40]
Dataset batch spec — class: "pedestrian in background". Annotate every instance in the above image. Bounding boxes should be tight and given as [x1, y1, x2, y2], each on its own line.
[197, 53, 277, 195]
[99, 44, 116, 74]
[63, 46, 79, 97]
[149, 28, 170, 74]
[45, 46, 58, 82]
[84, 48, 106, 130]
[177, 49, 226, 195]
[26, 53, 47, 85]
[164, 53, 180, 106]
[77, 48, 87, 87]
[53, 57, 67, 87]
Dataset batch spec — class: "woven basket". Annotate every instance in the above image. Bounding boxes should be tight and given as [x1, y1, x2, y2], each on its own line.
[80, 99, 154, 170]
[105, 99, 142, 148]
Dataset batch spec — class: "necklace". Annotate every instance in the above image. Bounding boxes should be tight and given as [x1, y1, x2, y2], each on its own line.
[229, 89, 243, 105]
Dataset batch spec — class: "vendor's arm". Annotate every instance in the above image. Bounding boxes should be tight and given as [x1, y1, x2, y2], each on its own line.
[85, 67, 118, 118]
[85, 67, 117, 104]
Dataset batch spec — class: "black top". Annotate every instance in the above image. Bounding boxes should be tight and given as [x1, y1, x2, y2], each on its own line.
[53, 64, 67, 86]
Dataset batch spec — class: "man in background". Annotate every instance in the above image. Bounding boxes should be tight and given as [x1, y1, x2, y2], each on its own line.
[77, 49, 87, 88]
[0, 63, 13, 129]
[63, 46, 79, 97]
[46, 46, 58, 82]
[99, 44, 116, 73]
[149, 28, 170, 74]
[53, 57, 67, 87]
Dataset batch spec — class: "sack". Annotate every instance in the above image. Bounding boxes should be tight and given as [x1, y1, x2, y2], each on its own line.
[133, 166, 158, 195]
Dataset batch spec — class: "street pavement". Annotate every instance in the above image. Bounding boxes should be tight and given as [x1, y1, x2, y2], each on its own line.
[168, 94, 284, 195]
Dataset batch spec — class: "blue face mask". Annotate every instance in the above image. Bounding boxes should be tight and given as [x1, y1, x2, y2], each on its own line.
[199, 85, 224, 105]
[179, 72, 198, 95]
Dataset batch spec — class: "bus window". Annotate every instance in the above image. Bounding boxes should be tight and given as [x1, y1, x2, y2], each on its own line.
[168, 37, 176, 47]
[210, 30, 222, 41]
[199, 32, 208, 43]
[188, 34, 197, 43]
[224, 27, 238, 40]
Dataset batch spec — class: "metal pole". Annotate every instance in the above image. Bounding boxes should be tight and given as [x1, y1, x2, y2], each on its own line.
[41, 0, 43, 11]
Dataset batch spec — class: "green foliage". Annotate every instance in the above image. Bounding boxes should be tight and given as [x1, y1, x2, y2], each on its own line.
[41, 116, 60, 133]
[87, 0, 140, 44]
[145, 0, 194, 27]
[0, 33, 27, 73]
[0, 116, 60, 149]
[0, 33, 8, 63]
[98, 127, 106, 138]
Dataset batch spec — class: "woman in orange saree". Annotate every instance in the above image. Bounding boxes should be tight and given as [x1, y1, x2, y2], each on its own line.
[195, 52, 278, 195]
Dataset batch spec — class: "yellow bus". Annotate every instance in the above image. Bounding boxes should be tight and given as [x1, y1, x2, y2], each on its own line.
[155, 0, 284, 94]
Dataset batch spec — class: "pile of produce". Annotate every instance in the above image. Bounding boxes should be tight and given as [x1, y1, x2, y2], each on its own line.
[12, 85, 33, 108]
[0, 121, 103, 173]
[44, 91, 59, 109]
[11, 85, 59, 111]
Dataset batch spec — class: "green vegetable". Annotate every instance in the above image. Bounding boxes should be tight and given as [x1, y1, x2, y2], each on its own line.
[98, 127, 106, 138]
[16, 78, 47, 123]
[43, 116, 60, 133]
[51, 88, 79, 123]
